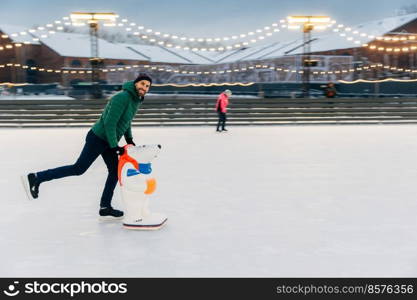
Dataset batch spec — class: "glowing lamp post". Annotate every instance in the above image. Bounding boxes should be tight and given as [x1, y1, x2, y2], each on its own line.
[70, 12, 117, 97]
[288, 16, 331, 98]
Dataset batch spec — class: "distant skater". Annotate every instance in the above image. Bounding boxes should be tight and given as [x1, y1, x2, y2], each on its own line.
[324, 82, 337, 98]
[21, 74, 153, 220]
[215, 89, 232, 132]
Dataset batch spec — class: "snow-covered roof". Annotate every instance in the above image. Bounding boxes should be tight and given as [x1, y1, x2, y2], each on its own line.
[195, 49, 240, 63]
[287, 12, 417, 55]
[2, 13, 417, 64]
[213, 40, 301, 63]
[35, 32, 235, 64]
[37, 32, 144, 60]
[225, 13, 417, 60]
[163, 47, 215, 64]
[124, 43, 211, 64]
[0, 24, 41, 44]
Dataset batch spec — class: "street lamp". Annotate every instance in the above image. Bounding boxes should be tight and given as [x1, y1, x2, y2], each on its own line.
[70, 12, 117, 98]
[288, 16, 331, 98]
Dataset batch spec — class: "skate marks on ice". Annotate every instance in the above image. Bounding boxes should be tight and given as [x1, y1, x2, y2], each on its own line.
[3, 126, 417, 276]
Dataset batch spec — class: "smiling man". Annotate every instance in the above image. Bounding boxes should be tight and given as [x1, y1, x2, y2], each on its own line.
[22, 74, 153, 220]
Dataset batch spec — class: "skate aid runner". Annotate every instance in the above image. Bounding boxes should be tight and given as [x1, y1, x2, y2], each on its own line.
[118, 144, 167, 230]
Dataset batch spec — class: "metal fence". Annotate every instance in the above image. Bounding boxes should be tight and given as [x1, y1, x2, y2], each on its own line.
[1, 97, 417, 127]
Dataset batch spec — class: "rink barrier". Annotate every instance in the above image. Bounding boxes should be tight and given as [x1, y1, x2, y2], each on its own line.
[1, 98, 417, 127]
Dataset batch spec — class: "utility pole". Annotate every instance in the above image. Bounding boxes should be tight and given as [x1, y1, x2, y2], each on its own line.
[302, 24, 314, 98]
[288, 16, 331, 98]
[89, 22, 103, 98]
[70, 12, 117, 98]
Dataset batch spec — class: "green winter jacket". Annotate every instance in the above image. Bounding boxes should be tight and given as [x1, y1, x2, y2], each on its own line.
[91, 81, 143, 148]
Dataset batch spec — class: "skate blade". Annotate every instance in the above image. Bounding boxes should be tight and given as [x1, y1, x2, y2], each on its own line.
[20, 175, 34, 201]
[99, 215, 124, 221]
[123, 218, 167, 230]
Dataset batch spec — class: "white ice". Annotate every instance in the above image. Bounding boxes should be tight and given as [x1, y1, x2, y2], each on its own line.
[1, 125, 417, 277]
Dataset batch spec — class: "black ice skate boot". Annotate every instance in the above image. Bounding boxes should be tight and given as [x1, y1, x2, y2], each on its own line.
[99, 206, 124, 221]
[21, 173, 40, 200]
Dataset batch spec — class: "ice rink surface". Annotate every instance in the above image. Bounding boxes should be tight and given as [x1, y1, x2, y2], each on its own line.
[1, 125, 417, 277]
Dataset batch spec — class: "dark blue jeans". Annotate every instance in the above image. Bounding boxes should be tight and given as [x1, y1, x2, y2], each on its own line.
[216, 112, 227, 130]
[36, 130, 118, 208]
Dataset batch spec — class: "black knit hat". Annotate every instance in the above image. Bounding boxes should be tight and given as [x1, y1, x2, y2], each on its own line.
[134, 73, 152, 85]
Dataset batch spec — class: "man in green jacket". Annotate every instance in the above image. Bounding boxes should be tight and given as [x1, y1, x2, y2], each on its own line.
[22, 74, 152, 220]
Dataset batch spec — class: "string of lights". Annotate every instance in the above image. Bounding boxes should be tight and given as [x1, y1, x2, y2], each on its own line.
[361, 32, 417, 53]
[1, 16, 72, 44]
[3, 61, 417, 76]
[0, 63, 92, 74]
[4, 78, 417, 86]
[2, 15, 336, 51]
[332, 24, 375, 40]
[362, 43, 417, 53]
[374, 34, 417, 42]
[102, 16, 288, 46]
[339, 78, 417, 84]
[330, 23, 417, 48]
[59, 16, 290, 51]
[3, 15, 288, 50]
[152, 82, 255, 87]
[0, 82, 28, 86]
[0, 81, 256, 87]
[13, 16, 412, 55]
[7, 15, 417, 54]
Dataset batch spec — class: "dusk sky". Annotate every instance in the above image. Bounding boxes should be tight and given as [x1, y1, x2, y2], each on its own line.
[1, 0, 417, 37]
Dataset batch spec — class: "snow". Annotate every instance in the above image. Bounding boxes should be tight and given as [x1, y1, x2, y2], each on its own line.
[2, 125, 417, 277]
[124, 43, 199, 64]
[3, 13, 417, 65]
[292, 13, 417, 55]
[38, 32, 146, 61]
[201, 13, 417, 62]
[0, 24, 41, 44]
[215, 13, 417, 61]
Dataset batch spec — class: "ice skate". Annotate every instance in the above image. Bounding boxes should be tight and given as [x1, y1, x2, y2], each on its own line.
[21, 173, 39, 200]
[99, 206, 124, 221]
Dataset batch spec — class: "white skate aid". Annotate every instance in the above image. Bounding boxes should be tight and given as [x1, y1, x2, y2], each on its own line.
[118, 144, 167, 230]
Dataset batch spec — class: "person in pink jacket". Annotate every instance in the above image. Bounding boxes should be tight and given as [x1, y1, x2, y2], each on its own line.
[215, 89, 232, 132]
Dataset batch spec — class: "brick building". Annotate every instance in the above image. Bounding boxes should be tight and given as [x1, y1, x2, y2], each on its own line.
[1, 13, 417, 85]
[0, 25, 208, 86]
